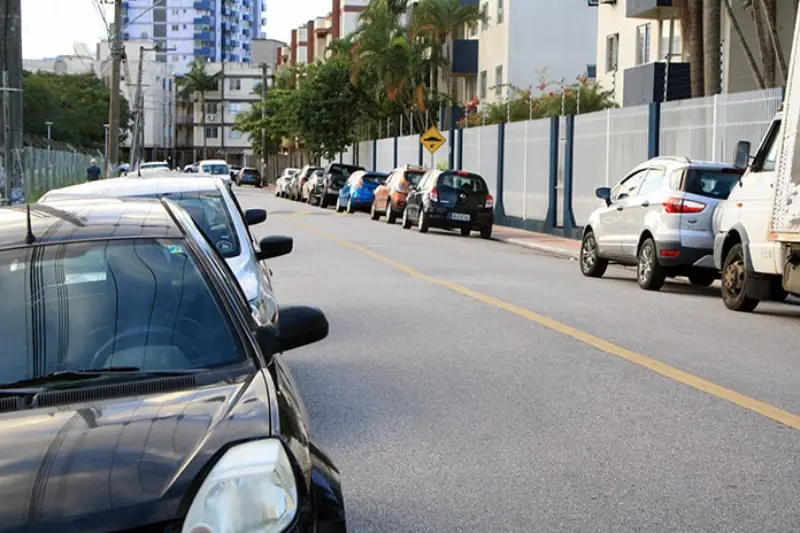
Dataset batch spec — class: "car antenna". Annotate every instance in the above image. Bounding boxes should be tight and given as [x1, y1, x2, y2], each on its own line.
[24, 203, 36, 244]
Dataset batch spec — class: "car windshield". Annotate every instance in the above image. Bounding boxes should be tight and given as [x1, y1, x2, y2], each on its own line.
[330, 165, 363, 179]
[0, 239, 245, 386]
[201, 164, 229, 175]
[439, 174, 488, 193]
[685, 168, 743, 199]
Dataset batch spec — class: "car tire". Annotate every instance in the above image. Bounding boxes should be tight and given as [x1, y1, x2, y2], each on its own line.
[460, 228, 471, 237]
[579, 230, 608, 278]
[256, 181, 262, 189]
[386, 202, 397, 224]
[417, 209, 429, 233]
[402, 208, 412, 229]
[346, 197, 355, 214]
[480, 224, 492, 240]
[320, 194, 329, 209]
[688, 270, 715, 287]
[637, 238, 666, 291]
[721, 243, 760, 312]
[370, 201, 380, 220]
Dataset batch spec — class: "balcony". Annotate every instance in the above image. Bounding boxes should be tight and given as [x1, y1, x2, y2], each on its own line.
[229, 54, 240, 62]
[229, 39, 240, 47]
[622, 61, 690, 106]
[194, 31, 215, 41]
[627, 0, 673, 19]
[194, 46, 215, 58]
[243, 13, 250, 22]
[452, 39, 478, 75]
[193, 15, 214, 25]
[193, 0, 214, 11]
[314, 16, 330, 35]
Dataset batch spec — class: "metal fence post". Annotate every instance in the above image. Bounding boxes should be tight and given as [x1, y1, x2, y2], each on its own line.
[495, 122, 506, 219]
[338, 152, 343, 163]
[563, 114, 577, 236]
[418, 136, 423, 166]
[393, 135, 398, 168]
[456, 127, 463, 170]
[372, 139, 377, 171]
[545, 116, 559, 231]
[711, 94, 719, 161]
[648, 101, 661, 159]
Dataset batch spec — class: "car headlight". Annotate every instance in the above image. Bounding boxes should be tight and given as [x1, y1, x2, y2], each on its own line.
[181, 439, 298, 533]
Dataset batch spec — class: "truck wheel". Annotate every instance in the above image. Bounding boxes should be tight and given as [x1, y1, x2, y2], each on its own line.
[688, 270, 715, 287]
[637, 238, 666, 291]
[721, 243, 760, 312]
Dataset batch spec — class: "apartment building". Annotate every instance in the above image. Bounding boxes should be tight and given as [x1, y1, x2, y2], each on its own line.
[175, 62, 263, 166]
[97, 39, 178, 161]
[121, 0, 267, 73]
[595, 0, 798, 107]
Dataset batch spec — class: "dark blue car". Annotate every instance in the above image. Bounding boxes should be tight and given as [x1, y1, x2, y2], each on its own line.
[236, 166, 263, 188]
[336, 170, 388, 213]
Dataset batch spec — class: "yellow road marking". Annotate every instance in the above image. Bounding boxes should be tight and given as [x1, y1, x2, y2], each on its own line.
[291, 219, 800, 430]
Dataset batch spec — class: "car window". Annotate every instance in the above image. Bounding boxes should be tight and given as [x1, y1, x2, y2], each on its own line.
[761, 134, 780, 172]
[200, 164, 229, 175]
[329, 164, 363, 178]
[362, 173, 387, 185]
[383, 172, 394, 186]
[439, 173, 488, 193]
[0, 238, 245, 385]
[612, 170, 647, 200]
[685, 168, 743, 199]
[403, 170, 426, 186]
[637, 168, 666, 195]
[668, 168, 685, 190]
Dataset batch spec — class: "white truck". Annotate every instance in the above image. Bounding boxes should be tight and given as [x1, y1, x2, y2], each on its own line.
[713, 8, 800, 312]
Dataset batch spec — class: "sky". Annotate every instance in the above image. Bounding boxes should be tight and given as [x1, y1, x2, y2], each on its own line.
[20, 0, 331, 59]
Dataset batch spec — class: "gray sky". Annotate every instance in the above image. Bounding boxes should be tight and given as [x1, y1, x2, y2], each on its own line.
[21, 0, 331, 59]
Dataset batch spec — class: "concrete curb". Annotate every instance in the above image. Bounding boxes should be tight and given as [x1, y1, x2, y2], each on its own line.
[493, 236, 580, 260]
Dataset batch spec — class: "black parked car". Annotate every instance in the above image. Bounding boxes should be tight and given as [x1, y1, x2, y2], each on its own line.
[402, 169, 494, 238]
[0, 199, 346, 533]
[318, 163, 364, 209]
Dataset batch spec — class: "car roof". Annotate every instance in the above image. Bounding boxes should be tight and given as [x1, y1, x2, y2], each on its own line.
[199, 159, 228, 165]
[40, 177, 223, 201]
[0, 198, 183, 250]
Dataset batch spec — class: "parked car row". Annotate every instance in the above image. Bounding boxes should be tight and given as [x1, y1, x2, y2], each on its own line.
[278, 162, 496, 238]
[0, 172, 348, 531]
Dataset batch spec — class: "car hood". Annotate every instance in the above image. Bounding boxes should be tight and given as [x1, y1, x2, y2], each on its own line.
[226, 251, 260, 303]
[0, 371, 272, 533]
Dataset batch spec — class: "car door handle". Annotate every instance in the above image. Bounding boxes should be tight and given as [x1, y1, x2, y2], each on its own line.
[616, 205, 624, 211]
[640, 201, 650, 207]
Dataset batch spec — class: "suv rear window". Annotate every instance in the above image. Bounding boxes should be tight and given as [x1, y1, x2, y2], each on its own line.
[242, 169, 259, 177]
[362, 173, 387, 185]
[439, 173, 488, 193]
[403, 170, 426, 185]
[685, 168, 743, 199]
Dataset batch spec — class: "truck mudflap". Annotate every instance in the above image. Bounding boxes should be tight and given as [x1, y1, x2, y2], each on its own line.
[783, 245, 800, 294]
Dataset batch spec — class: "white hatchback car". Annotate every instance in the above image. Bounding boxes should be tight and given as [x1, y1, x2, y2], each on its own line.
[198, 159, 232, 187]
[39, 176, 292, 326]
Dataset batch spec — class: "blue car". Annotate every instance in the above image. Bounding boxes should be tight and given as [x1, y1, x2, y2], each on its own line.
[336, 170, 388, 213]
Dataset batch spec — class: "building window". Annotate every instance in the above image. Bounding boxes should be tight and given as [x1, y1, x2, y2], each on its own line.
[605, 33, 619, 73]
[479, 70, 487, 99]
[229, 103, 241, 117]
[636, 23, 651, 65]
[497, 0, 504, 24]
[210, 80, 219, 91]
[494, 65, 503, 97]
[171, 24, 179, 31]
[660, 18, 682, 59]
[205, 127, 219, 138]
[229, 130, 242, 139]
[481, 3, 489, 31]
[229, 78, 241, 90]
[205, 102, 218, 114]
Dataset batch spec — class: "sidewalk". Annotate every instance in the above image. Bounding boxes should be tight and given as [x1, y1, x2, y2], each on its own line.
[492, 225, 581, 260]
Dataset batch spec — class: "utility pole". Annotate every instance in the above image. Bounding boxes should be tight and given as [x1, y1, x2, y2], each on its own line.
[130, 45, 146, 169]
[0, 0, 24, 204]
[261, 63, 268, 181]
[107, 0, 124, 178]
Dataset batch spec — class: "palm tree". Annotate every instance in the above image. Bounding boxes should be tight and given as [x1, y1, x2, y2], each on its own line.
[723, 0, 766, 89]
[740, 0, 786, 86]
[703, 0, 721, 95]
[176, 58, 222, 159]
[413, 0, 484, 131]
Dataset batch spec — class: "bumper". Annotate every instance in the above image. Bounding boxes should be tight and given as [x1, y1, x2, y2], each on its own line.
[656, 241, 716, 269]
[351, 191, 374, 205]
[239, 176, 262, 185]
[425, 206, 494, 228]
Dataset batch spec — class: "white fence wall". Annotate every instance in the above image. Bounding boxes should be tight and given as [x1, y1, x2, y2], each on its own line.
[398, 135, 419, 166]
[503, 119, 551, 221]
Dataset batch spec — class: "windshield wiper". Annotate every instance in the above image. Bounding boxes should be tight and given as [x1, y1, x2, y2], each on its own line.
[0, 367, 200, 389]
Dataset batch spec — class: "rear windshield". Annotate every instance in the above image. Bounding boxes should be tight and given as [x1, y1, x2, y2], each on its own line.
[330, 164, 363, 178]
[403, 170, 426, 185]
[362, 174, 387, 185]
[439, 173, 488, 193]
[242, 169, 260, 177]
[685, 168, 743, 199]
[0, 239, 244, 386]
[200, 164, 229, 176]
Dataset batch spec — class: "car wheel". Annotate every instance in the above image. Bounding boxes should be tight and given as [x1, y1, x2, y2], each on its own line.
[402, 208, 411, 229]
[386, 202, 397, 224]
[335, 198, 345, 213]
[580, 230, 608, 278]
[236, 180, 241, 187]
[370, 201, 380, 220]
[417, 208, 429, 233]
[721, 243, 760, 312]
[479, 224, 492, 240]
[460, 228, 471, 237]
[256, 181, 263, 189]
[320, 194, 329, 209]
[688, 270, 715, 287]
[346, 197, 355, 214]
[637, 238, 666, 291]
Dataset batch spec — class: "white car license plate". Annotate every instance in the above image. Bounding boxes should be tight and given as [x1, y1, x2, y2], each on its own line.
[449, 212, 470, 222]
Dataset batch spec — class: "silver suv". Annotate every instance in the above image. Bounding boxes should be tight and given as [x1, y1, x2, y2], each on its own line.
[579, 156, 743, 291]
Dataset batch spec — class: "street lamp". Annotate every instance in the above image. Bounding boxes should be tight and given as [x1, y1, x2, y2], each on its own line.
[260, 63, 275, 181]
[44, 121, 53, 150]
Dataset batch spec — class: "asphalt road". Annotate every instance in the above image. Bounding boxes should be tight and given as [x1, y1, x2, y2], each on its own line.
[234, 185, 799, 533]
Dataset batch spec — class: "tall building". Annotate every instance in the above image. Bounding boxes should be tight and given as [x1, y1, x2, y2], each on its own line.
[121, 0, 267, 72]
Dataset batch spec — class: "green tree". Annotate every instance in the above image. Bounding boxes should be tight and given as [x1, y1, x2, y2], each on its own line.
[176, 58, 223, 159]
[22, 71, 131, 150]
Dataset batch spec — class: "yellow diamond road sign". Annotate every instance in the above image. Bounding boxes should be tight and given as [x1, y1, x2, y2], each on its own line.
[420, 125, 446, 154]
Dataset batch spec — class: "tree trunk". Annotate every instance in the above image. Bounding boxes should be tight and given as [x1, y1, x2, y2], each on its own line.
[688, 0, 705, 97]
[703, 0, 721, 95]
[200, 92, 208, 160]
[752, 0, 775, 87]
[445, 36, 455, 137]
[759, 0, 787, 85]
[724, 0, 766, 89]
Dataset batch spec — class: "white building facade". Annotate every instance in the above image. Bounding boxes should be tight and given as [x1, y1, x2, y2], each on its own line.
[121, 0, 267, 73]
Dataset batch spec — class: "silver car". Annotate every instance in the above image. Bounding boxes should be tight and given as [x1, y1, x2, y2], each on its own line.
[579, 156, 743, 291]
[39, 176, 292, 326]
[276, 168, 299, 197]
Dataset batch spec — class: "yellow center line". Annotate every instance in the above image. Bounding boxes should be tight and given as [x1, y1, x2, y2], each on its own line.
[290, 218, 800, 430]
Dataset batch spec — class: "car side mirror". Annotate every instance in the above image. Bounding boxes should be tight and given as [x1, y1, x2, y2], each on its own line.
[256, 235, 293, 261]
[256, 305, 329, 355]
[244, 208, 267, 226]
[734, 140, 752, 170]
[595, 186, 612, 206]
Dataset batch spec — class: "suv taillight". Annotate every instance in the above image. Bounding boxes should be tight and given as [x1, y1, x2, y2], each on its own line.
[663, 197, 705, 214]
